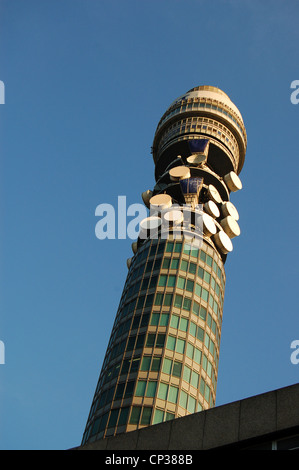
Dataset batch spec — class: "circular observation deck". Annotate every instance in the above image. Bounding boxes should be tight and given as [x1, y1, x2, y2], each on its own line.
[152, 86, 247, 181]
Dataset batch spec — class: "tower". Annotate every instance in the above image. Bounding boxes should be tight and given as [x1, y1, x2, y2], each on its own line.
[81, 85, 247, 445]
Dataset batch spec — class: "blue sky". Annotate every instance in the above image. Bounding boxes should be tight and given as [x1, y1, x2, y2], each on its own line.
[0, 0, 298, 450]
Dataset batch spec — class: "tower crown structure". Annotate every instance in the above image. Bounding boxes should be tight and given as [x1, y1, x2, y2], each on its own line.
[81, 86, 247, 446]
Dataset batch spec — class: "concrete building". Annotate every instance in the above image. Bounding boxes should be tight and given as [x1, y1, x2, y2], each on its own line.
[78, 383, 299, 450]
[81, 86, 247, 446]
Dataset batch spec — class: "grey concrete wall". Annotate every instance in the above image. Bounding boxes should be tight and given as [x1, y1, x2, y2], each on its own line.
[77, 383, 299, 450]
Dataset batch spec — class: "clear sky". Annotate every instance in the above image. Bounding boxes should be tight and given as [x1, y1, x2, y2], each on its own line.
[0, 0, 298, 450]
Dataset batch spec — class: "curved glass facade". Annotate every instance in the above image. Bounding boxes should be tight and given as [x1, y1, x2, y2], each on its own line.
[82, 237, 225, 444]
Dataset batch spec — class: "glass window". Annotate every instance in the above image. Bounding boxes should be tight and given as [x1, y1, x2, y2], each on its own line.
[194, 348, 202, 364]
[166, 335, 176, 351]
[136, 334, 145, 349]
[124, 381, 135, 398]
[186, 280, 194, 292]
[197, 327, 204, 342]
[200, 306, 207, 321]
[145, 294, 154, 308]
[118, 407, 129, 427]
[160, 313, 169, 326]
[162, 258, 171, 269]
[177, 277, 185, 289]
[108, 408, 119, 428]
[158, 383, 168, 400]
[202, 288, 209, 302]
[150, 313, 159, 326]
[170, 314, 179, 329]
[174, 242, 182, 253]
[165, 411, 175, 421]
[180, 260, 188, 272]
[192, 300, 200, 316]
[115, 383, 125, 400]
[131, 357, 140, 372]
[200, 251, 206, 263]
[155, 293, 163, 306]
[153, 409, 164, 425]
[141, 407, 152, 425]
[179, 317, 188, 332]
[141, 356, 150, 371]
[170, 258, 179, 269]
[167, 275, 176, 287]
[146, 381, 157, 398]
[163, 357, 172, 375]
[186, 342, 194, 359]
[129, 406, 141, 425]
[168, 385, 178, 404]
[146, 334, 155, 348]
[151, 357, 161, 372]
[198, 266, 204, 278]
[183, 365, 191, 383]
[189, 262, 197, 274]
[166, 241, 174, 253]
[174, 294, 183, 308]
[156, 334, 165, 348]
[176, 338, 185, 354]
[189, 322, 196, 337]
[183, 297, 191, 311]
[206, 255, 213, 267]
[191, 371, 199, 388]
[158, 275, 167, 287]
[172, 361, 182, 377]
[187, 395, 196, 413]
[136, 380, 147, 396]
[163, 293, 173, 306]
[179, 390, 188, 409]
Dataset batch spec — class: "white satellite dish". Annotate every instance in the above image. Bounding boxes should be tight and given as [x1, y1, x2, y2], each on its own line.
[127, 258, 132, 268]
[221, 201, 239, 220]
[187, 154, 206, 165]
[213, 230, 233, 254]
[223, 171, 242, 192]
[207, 184, 222, 204]
[220, 215, 241, 238]
[131, 241, 138, 254]
[169, 166, 191, 181]
[163, 209, 184, 226]
[204, 200, 220, 219]
[149, 194, 172, 212]
[202, 213, 217, 237]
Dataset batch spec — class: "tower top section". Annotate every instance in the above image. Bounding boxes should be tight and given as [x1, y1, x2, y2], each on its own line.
[152, 85, 247, 181]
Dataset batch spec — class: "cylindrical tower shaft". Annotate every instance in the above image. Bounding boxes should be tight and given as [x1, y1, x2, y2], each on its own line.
[81, 85, 247, 445]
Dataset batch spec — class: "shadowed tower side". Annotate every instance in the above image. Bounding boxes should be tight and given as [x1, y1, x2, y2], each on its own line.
[81, 85, 247, 445]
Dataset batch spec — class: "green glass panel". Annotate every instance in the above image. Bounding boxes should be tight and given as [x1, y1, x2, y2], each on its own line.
[129, 406, 141, 424]
[177, 277, 186, 289]
[163, 357, 172, 375]
[166, 336, 176, 351]
[158, 275, 167, 287]
[151, 357, 161, 372]
[146, 381, 157, 398]
[140, 356, 151, 371]
[158, 383, 168, 400]
[170, 314, 179, 329]
[174, 294, 183, 308]
[176, 338, 185, 354]
[153, 409, 164, 424]
[168, 385, 178, 403]
[136, 380, 147, 396]
[179, 390, 188, 409]
[141, 407, 152, 425]
[172, 361, 182, 377]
